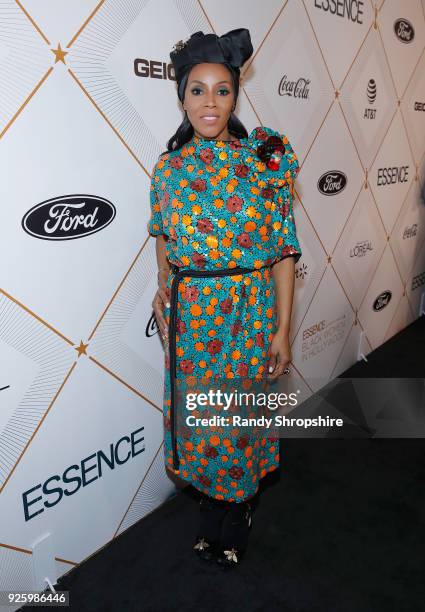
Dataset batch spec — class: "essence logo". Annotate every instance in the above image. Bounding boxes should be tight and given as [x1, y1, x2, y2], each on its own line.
[303, 320, 326, 340]
[373, 291, 392, 312]
[146, 312, 159, 338]
[317, 171, 347, 196]
[314, 0, 364, 24]
[22, 426, 145, 522]
[394, 19, 414, 44]
[377, 166, 409, 186]
[22, 195, 116, 241]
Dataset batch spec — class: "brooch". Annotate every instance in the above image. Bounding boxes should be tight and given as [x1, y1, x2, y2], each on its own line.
[172, 39, 187, 52]
[256, 135, 286, 171]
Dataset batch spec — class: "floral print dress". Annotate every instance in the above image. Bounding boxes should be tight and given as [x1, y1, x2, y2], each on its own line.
[147, 126, 302, 502]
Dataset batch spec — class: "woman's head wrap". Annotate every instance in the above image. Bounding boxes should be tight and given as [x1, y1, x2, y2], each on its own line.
[170, 28, 253, 102]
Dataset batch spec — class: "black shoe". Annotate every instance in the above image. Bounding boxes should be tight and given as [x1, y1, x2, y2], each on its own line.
[216, 501, 252, 568]
[193, 495, 229, 562]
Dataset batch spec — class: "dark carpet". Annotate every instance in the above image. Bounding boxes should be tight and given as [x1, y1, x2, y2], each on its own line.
[27, 316, 425, 612]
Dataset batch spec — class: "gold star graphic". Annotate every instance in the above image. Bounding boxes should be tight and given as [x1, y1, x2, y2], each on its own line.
[75, 341, 89, 357]
[51, 43, 68, 64]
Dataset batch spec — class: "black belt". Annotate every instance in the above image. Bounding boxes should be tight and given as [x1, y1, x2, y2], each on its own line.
[168, 262, 257, 471]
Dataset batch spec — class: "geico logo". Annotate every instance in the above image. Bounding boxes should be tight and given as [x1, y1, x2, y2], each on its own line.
[302, 320, 326, 340]
[22, 426, 145, 522]
[133, 58, 175, 80]
[376, 166, 409, 186]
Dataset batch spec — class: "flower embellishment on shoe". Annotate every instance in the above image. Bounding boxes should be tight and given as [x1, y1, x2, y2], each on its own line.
[256, 135, 286, 171]
[223, 548, 239, 563]
[193, 537, 210, 551]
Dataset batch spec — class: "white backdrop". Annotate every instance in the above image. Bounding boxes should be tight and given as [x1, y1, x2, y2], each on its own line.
[0, 0, 424, 594]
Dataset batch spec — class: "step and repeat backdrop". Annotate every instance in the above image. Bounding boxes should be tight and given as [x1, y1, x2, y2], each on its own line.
[0, 0, 424, 594]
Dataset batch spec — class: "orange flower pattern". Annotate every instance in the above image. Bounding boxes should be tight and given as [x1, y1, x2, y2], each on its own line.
[147, 126, 302, 502]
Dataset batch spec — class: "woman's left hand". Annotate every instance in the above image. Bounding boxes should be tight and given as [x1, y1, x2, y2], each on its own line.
[267, 328, 291, 379]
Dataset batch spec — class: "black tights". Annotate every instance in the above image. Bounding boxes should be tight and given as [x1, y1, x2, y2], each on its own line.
[198, 492, 252, 526]
[199, 491, 252, 508]
[197, 492, 252, 549]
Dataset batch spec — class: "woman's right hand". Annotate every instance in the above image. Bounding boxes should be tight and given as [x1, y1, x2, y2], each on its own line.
[152, 270, 171, 341]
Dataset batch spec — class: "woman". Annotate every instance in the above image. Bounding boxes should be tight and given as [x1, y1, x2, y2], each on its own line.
[147, 29, 302, 568]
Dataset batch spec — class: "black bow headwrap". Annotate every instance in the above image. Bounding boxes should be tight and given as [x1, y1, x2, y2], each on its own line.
[170, 28, 253, 101]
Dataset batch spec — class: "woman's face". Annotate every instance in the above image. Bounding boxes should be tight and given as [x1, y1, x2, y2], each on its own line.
[183, 63, 236, 141]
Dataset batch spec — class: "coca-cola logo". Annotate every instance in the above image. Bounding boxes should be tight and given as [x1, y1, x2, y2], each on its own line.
[394, 19, 414, 43]
[278, 75, 310, 99]
[373, 291, 392, 312]
[146, 312, 159, 338]
[403, 224, 418, 239]
[22, 195, 116, 240]
[317, 171, 347, 196]
[412, 271, 425, 291]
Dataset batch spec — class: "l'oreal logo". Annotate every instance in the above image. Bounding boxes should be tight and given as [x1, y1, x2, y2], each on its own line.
[22, 195, 116, 240]
[317, 171, 347, 196]
[373, 291, 392, 311]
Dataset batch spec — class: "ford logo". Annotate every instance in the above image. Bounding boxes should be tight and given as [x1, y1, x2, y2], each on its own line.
[373, 291, 392, 311]
[394, 19, 414, 43]
[22, 195, 116, 240]
[146, 312, 159, 338]
[317, 171, 347, 196]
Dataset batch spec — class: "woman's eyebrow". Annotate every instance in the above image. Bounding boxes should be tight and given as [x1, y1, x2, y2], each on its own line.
[189, 79, 231, 85]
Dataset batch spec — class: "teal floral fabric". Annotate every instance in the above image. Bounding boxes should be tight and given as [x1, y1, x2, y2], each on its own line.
[148, 126, 302, 502]
[148, 126, 302, 267]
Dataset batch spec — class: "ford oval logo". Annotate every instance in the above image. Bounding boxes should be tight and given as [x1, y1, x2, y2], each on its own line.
[146, 312, 159, 338]
[317, 171, 347, 196]
[394, 19, 414, 43]
[22, 195, 116, 240]
[373, 291, 392, 311]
